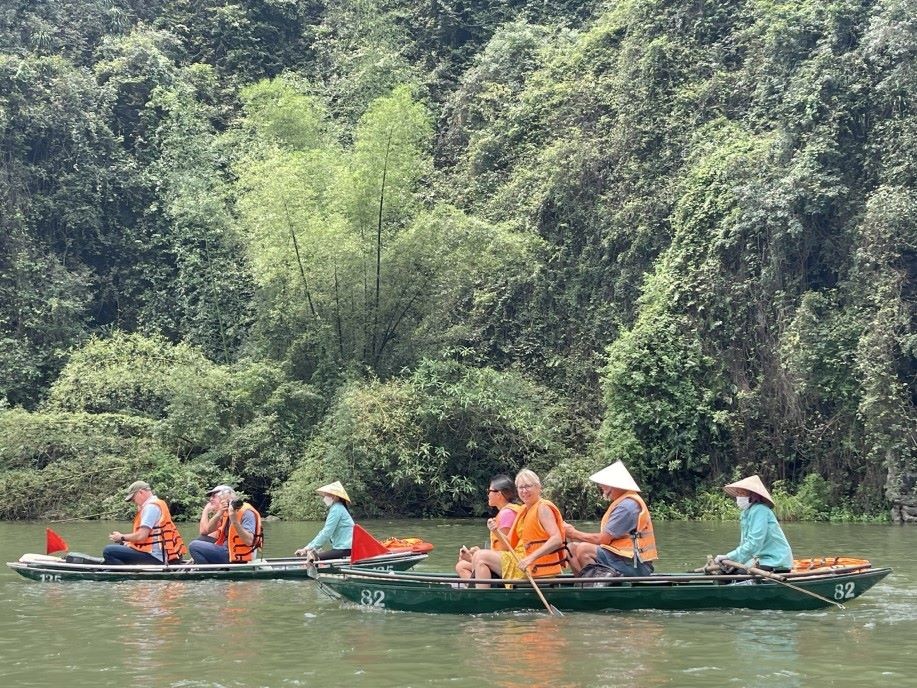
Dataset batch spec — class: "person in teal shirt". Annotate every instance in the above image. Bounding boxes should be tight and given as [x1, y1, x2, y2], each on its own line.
[295, 481, 354, 561]
[714, 475, 793, 572]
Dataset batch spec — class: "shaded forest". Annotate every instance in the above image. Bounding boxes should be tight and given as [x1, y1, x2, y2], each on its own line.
[0, 0, 914, 522]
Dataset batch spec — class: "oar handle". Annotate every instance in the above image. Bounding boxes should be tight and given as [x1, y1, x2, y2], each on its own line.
[493, 527, 562, 617]
[721, 559, 845, 609]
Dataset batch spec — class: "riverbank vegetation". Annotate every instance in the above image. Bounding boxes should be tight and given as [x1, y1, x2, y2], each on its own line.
[1, 0, 914, 522]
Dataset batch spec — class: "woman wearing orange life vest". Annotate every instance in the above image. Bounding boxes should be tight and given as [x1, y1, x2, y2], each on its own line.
[189, 486, 262, 564]
[455, 475, 523, 581]
[471, 468, 567, 588]
[564, 460, 658, 577]
[104, 480, 187, 565]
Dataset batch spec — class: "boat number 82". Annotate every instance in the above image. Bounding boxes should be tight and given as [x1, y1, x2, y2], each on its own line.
[359, 589, 385, 607]
[833, 582, 855, 600]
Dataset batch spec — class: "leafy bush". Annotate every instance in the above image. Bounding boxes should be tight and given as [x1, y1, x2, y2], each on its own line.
[0, 449, 212, 521]
[273, 360, 572, 518]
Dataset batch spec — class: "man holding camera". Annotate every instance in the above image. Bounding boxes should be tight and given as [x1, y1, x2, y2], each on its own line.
[188, 486, 262, 564]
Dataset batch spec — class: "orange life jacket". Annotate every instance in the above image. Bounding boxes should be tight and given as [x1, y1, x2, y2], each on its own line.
[215, 503, 263, 563]
[509, 498, 567, 576]
[129, 497, 186, 562]
[490, 503, 524, 550]
[599, 492, 658, 562]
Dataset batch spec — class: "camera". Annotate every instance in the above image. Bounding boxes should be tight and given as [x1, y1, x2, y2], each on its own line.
[230, 498, 244, 509]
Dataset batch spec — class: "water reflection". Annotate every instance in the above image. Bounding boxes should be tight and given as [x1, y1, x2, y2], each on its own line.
[472, 616, 573, 688]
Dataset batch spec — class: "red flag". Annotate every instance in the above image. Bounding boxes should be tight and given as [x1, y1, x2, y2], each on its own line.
[46, 528, 69, 555]
[350, 524, 390, 563]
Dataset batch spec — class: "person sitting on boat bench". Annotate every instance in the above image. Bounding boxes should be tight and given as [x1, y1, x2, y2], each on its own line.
[564, 461, 657, 577]
[189, 487, 262, 564]
[471, 469, 567, 588]
[103, 480, 187, 566]
[713, 475, 793, 573]
[295, 481, 354, 560]
[455, 474, 522, 582]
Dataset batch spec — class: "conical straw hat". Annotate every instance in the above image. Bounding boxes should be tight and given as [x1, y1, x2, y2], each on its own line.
[723, 475, 774, 508]
[316, 480, 351, 503]
[589, 461, 641, 492]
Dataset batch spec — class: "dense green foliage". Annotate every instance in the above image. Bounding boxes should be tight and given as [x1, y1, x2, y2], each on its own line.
[0, 0, 914, 522]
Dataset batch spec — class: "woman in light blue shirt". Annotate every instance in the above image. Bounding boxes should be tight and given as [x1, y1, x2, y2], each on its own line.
[714, 475, 793, 572]
[295, 481, 354, 560]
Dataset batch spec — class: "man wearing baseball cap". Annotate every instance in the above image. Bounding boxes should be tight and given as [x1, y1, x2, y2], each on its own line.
[103, 480, 187, 565]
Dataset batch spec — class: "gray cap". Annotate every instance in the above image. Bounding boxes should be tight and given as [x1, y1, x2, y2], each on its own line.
[124, 480, 151, 502]
[206, 484, 234, 497]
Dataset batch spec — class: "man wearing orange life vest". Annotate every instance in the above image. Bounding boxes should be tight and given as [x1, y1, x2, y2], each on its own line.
[189, 486, 262, 564]
[191, 484, 232, 546]
[471, 468, 568, 587]
[564, 461, 658, 577]
[103, 480, 187, 565]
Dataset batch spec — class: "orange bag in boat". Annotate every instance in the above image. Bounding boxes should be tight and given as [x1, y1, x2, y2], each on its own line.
[792, 556, 871, 572]
[380, 537, 435, 554]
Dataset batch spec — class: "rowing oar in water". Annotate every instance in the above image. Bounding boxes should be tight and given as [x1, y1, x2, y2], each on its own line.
[492, 528, 563, 617]
[721, 558, 845, 609]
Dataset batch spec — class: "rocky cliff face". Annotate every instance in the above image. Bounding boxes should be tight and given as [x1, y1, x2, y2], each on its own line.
[888, 468, 917, 524]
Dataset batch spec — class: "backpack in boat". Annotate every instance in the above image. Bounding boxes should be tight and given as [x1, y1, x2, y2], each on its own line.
[578, 562, 622, 587]
[65, 552, 105, 565]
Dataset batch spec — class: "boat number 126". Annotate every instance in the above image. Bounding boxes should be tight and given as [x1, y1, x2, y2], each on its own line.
[834, 582, 855, 600]
[359, 589, 385, 607]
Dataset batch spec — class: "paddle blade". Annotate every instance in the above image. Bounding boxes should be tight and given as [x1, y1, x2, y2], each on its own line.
[46, 528, 69, 555]
[350, 524, 390, 563]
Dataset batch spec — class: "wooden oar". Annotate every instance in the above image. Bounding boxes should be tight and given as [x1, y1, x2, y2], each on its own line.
[493, 528, 563, 617]
[722, 558, 845, 609]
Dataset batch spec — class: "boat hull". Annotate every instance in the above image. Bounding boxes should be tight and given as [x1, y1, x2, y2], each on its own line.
[316, 567, 892, 613]
[6, 552, 427, 582]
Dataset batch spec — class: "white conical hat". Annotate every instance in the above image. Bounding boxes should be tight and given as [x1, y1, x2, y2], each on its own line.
[589, 461, 641, 492]
[724, 475, 774, 508]
[316, 480, 351, 503]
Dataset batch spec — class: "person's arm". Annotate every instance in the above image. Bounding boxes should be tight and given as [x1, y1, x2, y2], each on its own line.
[229, 506, 256, 547]
[493, 507, 517, 549]
[519, 504, 563, 571]
[305, 505, 343, 550]
[564, 524, 612, 546]
[199, 503, 217, 535]
[565, 500, 637, 545]
[724, 507, 769, 563]
[205, 503, 228, 535]
[110, 504, 160, 544]
[110, 526, 152, 544]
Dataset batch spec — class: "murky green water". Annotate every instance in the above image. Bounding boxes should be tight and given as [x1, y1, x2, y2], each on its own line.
[0, 519, 913, 687]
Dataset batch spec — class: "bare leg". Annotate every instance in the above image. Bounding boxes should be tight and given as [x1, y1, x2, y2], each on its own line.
[455, 559, 474, 579]
[472, 550, 503, 589]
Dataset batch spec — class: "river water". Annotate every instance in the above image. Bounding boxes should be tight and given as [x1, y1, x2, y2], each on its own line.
[0, 519, 913, 687]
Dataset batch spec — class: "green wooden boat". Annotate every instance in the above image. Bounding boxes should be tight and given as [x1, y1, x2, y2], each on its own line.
[316, 564, 891, 613]
[7, 551, 427, 583]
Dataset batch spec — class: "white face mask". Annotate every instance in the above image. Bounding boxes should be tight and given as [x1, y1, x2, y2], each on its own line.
[736, 496, 751, 510]
[322, 495, 334, 507]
